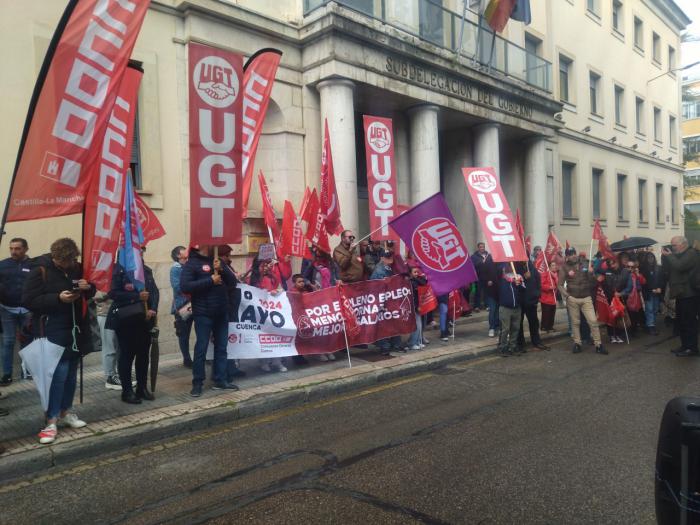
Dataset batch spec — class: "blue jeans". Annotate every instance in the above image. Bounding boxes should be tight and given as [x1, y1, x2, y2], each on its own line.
[439, 302, 449, 334]
[174, 314, 194, 364]
[47, 356, 78, 420]
[407, 313, 423, 347]
[486, 296, 499, 330]
[472, 282, 483, 310]
[0, 308, 32, 376]
[645, 295, 660, 327]
[192, 314, 228, 386]
[98, 315, 119, 379]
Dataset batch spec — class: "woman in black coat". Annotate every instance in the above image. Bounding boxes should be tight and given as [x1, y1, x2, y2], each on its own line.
[22, 238, 95, 445]
[108, 261, 159, 404]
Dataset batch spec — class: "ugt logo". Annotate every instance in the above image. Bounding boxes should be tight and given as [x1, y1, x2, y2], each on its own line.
[366, 121, 391, 154]
[193, 55, 239, 108]
[467, 170, 497, 193]
[411, 218, 467, 273]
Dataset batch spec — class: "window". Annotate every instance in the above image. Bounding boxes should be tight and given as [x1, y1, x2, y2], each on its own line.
[592, 168, 604, 219]
[654, 107, 662, 143]
[130, 107, 142, 190]
[671, 186, 678, 223]
[638, 179, 647, 223]
[559, 55, 572, 103]
[419, 0, 443, 46]
[562, 162, 576, 218]
[589, 71, 601, 115]
[669, 115, 677, 148]
[634, 17, 643, 50]
[587, 0, 599, 16]
[655, 183, 664, 223]
[652, 32, 661, 63]
[668, 46, 676, 72]
[682, 100, 700, 120]
[685, 136, 700, 158]
[612, 0, 623, 33]
[615, 85, 625, 125]
[525, 34, 542, 87]
[617, 174, 627, 220]
[635, 97, 645, 134]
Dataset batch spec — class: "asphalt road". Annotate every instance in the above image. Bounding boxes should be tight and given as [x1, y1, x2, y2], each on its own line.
[1, 329, 698, 524]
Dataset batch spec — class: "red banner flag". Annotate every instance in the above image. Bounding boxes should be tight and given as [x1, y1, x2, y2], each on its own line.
[5, 0, 150, 223]
[240, 49, 282, 218]
[320, 119, 343, 235]
[258, 170, 280, 243]
[515, 209, 525, 244]
[134, 192, 165, 245]
[592, 219, 615, 259]
[595, 286, 613, 326]
[188, 42, 244, 245]
[83, 66, 142, 292]
[304, 189, 331, 254]
[281, 200, 310, 259]
[463, 167, 528, 262]
[544, 231, 561, 263]
[534, 249, 547, 274]
[337, 283, 360, 336]
[524, 235, 532, 255]
[610, 294, 626, 319]
[363, 115, 398, 240]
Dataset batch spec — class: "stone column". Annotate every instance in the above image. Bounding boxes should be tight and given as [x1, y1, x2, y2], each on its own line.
[408, 105, 440, 204]
[394, 113, 411, 207]
[524, 136, 548, 248]
[472, 123, 500, 245]
[317, 78, 358, 234]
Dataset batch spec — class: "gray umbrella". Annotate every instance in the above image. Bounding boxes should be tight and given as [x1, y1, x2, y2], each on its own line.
[609, 237, 657, 252]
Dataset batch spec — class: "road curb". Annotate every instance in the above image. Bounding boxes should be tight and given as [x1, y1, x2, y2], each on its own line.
[0, 330, 569, 485]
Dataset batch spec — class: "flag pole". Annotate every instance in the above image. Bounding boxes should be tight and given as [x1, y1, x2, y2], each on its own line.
[340, 314, 352, 368]
[352, 223, 388, 247]
[621, 311, 630, 344]
[451, 294, 456, 340]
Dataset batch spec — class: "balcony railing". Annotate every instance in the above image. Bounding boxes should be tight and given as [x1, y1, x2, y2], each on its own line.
[304, 0, 552, 93]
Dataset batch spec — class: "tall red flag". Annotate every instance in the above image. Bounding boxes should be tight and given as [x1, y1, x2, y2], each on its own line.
[188, 42, 244, 245]
[515, 209, 525, 244]
[304, 189, 331, 254]
[240, 49, 282, 217]
[595, 286, 613, 326]
[363, 115, 398, 240]
[134, 192, 166, 245]
[592, 218, 604, 240]
[299, 187, 312, 224]
[544, 231, 561, 263]
[258, 171, 280, 243]
[281, 200, 310, 259]
[320, 119, 343, 235]
[592, 219, 615, 259]
[534, 249, 547, 275]
[5, 0, 151, 223]
[83, 66, 142, 292]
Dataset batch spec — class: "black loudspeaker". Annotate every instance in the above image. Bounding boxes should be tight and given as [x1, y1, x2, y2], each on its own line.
[656, 397, 700, 524]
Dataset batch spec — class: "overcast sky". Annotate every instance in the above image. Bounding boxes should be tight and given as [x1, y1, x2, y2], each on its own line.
[676, 0, 700, 76]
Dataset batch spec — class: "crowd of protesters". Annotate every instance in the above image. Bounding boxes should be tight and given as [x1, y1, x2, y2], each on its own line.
[0, 232, 698, 448]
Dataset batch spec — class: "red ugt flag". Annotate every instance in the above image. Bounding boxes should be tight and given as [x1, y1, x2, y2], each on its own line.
[6, 0, 151, 222]
[320, 119, 343, 235]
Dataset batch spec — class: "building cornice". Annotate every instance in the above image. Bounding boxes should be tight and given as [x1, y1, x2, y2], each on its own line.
[642, 0, 692, 32]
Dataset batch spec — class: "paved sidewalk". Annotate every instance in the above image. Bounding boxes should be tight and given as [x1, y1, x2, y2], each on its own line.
[0, 309, 569, 464]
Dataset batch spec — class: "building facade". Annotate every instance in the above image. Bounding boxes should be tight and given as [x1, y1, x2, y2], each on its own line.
[682, 73, 700, 242]
[0, 0, 690, 316]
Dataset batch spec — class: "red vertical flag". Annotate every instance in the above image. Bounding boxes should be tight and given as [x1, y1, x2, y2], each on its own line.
[83, 66, 142, 292]
[363, 115, 398, 240]
[281, 200, 310, 259]
[5, 0, 151, 222]
[134, 192, 166, 245]
[188, 42, 244, 245]
[258, 170, 280, 243]
[240, 49, 282, 217]
[544, 231, 561, 263]
[595, 286, 613, 326]
[320, 119, 343, 235]
[299, 187, 313, 224]
[592, 218, 615, 259]
[534, 249, 547, 274]
[304, 189, 331, 254]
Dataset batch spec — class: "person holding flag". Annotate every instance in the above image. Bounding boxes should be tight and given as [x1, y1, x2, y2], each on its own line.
[596, 256, 631, 344]
[539, 260, 559, 332]
[516, 259, 548, 351]
[333, 230, 365, 284]
[558, 249, 606, 355]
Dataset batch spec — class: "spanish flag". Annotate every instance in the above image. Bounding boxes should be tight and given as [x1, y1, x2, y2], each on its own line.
[483, 0, 517, 33]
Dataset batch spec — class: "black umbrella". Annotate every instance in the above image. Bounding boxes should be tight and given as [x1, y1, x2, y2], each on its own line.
[609, 236, 657, 252]
[149, 325, 160, 392]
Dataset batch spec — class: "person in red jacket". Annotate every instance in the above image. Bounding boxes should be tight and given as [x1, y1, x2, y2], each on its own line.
[540, 261, 559, 332]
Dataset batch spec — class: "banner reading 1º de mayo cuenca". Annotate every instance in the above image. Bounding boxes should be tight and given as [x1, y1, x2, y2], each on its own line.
[224, 275, 416, 359]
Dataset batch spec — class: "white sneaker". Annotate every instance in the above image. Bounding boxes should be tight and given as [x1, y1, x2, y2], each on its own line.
[105, 375, 121, 390]
[61, 412, 87, 429]
[38, 423, 57, 444]
[419, 344, 426, 349]
[260, 363, 272, 372]
[326, 353, 336, 361]
[410, 345, 421, 351]
[316, 354, 329, 362]
[276, 364, 288, 372]
[488, 329, 495, 337]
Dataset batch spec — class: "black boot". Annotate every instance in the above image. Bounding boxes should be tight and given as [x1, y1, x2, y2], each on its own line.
[572, 343, 582, 354]
[121, 391, 142, 404]
[136, 386, 155, 401]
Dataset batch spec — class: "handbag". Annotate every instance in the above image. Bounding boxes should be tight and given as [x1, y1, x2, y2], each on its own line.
[177, 302, 192, 321]
[113, 301, 146, 325]
[626, 278, 643, 313]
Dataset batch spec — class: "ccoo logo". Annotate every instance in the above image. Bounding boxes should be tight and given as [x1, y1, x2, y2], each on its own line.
[467, 170, 497, 193]
[193, 55, 239, 108]
[411, 218, 467, 273]
[366, 122, 392, 154]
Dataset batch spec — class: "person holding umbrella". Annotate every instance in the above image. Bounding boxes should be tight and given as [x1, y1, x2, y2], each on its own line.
[22, 238, 95, 444]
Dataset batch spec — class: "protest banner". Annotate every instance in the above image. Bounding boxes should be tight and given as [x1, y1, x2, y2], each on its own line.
[4, 0, 150, 225]
[463, 167, 528, 262]
[363, 115, 398, 240]
[390, 194, 477, 295]
[224, 275, 416, 358]
[188, 42, 243, 245]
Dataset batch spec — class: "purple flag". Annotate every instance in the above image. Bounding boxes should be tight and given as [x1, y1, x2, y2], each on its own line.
[389, 193, 477, 295]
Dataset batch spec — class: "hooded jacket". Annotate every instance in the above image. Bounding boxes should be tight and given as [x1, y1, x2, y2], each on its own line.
[180, 250, 235, 317]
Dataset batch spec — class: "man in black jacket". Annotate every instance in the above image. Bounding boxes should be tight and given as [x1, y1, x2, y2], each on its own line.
[474, 247, 500, 337]
[181, 246, 238, 396]
[516, 259, 548, 351]
[0, 237, 35, 385]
